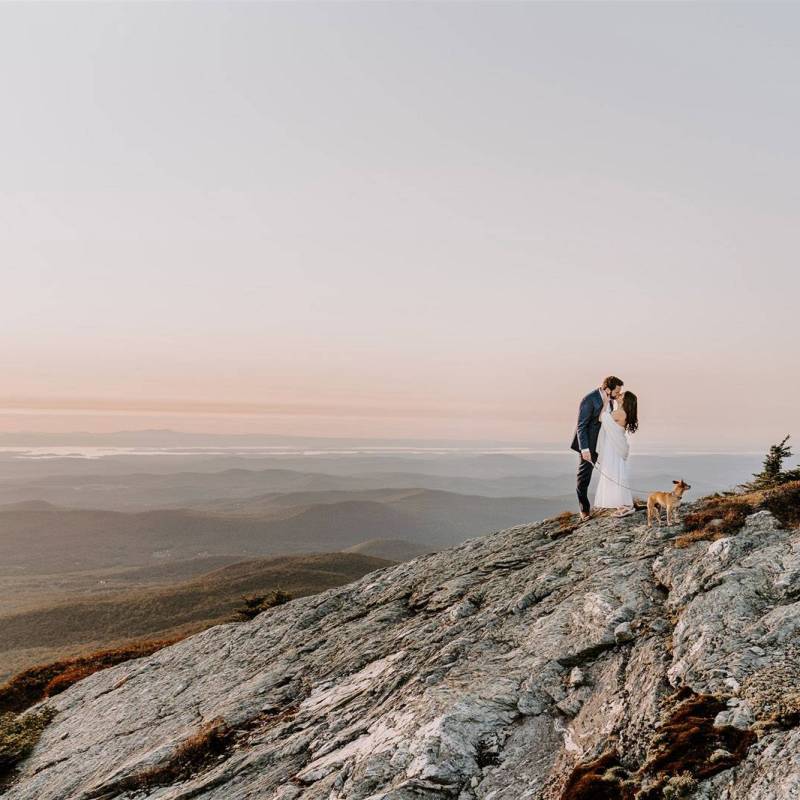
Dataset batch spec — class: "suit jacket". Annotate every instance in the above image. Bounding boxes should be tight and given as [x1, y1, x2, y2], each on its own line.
[570, 389, 604, 456]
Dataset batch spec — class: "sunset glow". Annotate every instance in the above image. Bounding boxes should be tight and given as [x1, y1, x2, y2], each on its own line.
[1, 2, 797, 450]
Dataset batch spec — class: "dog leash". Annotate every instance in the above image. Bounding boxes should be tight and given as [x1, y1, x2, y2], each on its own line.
[587, 460, 656, 497]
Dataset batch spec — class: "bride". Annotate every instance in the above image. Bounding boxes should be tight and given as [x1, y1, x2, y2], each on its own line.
[594, 389, 639, 518]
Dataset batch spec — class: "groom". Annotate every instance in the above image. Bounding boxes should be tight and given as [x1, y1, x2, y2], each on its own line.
[571, 376, 624, 520]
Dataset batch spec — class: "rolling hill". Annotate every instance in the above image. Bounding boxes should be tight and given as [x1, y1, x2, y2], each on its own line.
[0, 552, 391, 682]
[0, 465, 574, 510]
[0, 501, 412, 573]
[0, 490, 565, 574]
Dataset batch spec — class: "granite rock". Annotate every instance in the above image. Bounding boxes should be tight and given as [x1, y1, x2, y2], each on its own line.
[4, 502, 799, 799]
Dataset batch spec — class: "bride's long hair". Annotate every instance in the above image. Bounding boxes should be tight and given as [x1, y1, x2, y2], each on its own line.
[622, 392, 638, 434]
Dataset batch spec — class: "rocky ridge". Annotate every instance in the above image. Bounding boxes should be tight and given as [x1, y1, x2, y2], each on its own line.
[3, 498, 800, 799]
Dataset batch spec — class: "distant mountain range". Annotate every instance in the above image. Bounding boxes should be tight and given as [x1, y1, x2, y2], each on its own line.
[0, 464, 575, 509]
[0, 478, 567, 680]
[0, 488, 568, 574]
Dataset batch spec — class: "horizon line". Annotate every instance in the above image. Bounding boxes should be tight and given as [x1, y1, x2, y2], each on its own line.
[0, 429, 771, 458]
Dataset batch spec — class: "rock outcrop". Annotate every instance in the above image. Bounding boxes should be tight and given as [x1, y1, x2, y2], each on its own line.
[3, 500, 799, 799]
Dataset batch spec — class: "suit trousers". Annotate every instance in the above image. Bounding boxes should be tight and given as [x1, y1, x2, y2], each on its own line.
[576, 451, 598, 514]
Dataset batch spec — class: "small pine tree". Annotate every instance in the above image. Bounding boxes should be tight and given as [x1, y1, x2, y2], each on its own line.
[748, 435, 800, 490]
[234, 589, 292, 621]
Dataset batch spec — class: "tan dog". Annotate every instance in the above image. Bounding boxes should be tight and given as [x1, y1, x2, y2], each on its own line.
[647, 480, 691, 527]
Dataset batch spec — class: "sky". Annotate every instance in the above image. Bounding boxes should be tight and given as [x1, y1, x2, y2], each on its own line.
[0, 1, 798, 451]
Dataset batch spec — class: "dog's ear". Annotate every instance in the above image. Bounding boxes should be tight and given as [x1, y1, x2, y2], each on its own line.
[673, 480, 679, 484]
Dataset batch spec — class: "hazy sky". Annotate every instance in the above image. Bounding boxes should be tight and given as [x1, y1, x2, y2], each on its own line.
[1, 2, 798, 450]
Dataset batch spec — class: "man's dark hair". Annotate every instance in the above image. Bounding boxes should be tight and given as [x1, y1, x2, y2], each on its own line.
[602, 376, 624, 391]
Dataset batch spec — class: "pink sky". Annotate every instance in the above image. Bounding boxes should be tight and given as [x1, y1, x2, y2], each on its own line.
[1, 3, 797, 451]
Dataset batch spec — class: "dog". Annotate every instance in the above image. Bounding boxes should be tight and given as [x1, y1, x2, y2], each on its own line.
[647, 480, 691, 527]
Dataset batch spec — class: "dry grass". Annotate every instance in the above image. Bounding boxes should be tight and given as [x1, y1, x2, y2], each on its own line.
[0, 636, 184, 715]
[132, 718, 231, 789]
[674, 495, 752, 548]
[642, 691, 754, 779]
[561, 689, 757, 800]
[0, 706, 56, 785]
[43, 664, 112, 697]
[560, 750, 635, 800]
[82, 718, 233, 798]
[556, 511, 575, 529]
[674, 481, 800, 548]
[86, 704, 302, 797]
[634, 690, 755, 800]
[549, 511, 579, 539]
[762, 481, 800, 528]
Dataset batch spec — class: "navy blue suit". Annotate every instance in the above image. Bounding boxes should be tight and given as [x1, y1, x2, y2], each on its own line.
[571, 389, 604, 514]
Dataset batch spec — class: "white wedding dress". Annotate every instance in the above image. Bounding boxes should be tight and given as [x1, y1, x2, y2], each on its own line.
[593, 409, 633, 509]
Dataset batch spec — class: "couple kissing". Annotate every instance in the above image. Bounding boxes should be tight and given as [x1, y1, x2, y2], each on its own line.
[570, 376, 639, 522]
